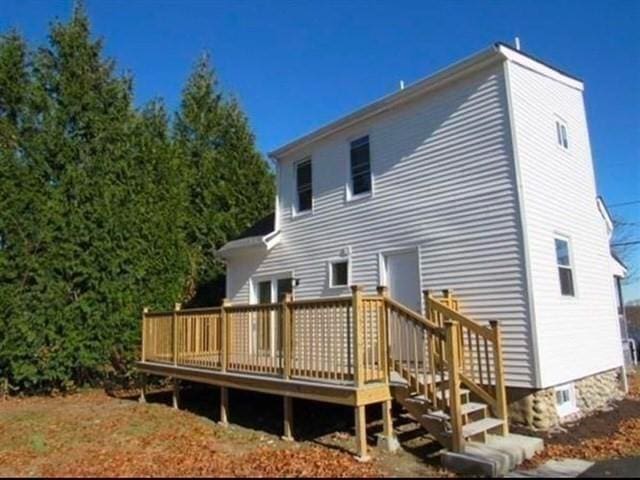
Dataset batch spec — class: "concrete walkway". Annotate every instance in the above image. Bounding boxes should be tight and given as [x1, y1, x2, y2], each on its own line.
[508, 456, 640, 478]
[580, 456, 640, 477]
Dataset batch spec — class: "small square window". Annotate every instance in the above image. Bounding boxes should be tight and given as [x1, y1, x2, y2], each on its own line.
[555, 383, 577, 417]
[330, 261, 349, 287]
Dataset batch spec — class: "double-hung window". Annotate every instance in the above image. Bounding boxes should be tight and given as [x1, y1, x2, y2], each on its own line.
[554, 237, 575, 296]
[295, 158, 312, 214]
[555, 119, 569, 149]
[349, 136, 372, 197]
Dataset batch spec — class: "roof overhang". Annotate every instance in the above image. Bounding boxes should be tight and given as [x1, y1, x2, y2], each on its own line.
[216, 230, 280, 259]
[268, 42, 583, 161]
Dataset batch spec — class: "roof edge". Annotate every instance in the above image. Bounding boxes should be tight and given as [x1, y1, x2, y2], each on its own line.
[269, 44, 502, 160]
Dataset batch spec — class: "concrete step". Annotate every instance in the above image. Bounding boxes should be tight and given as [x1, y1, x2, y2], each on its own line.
[441, 433, 544, 477]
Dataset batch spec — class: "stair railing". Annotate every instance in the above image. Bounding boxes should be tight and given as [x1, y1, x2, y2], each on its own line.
[425, 290, 508, 436]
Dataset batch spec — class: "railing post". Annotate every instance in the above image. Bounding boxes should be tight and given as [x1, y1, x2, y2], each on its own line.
[282, 293, 293, 379]
[141, 307, 149, 362]
[173, 303, 181, 366]
[490, 320, 509, 436]
[442, 289, 451, 308]
[221, 298, 230, 372]
[376, 286, 390, 383]
[445, 320, 464, 453]
[351, 285, 364, 387]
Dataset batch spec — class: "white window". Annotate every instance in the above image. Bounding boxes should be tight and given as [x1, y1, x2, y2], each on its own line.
[349, 136, 372, 198]
[555, 119, 569, 149]
[555, 383, 577, 417]
[329, 260, 349, 288]
[554, 237, 575, 296]
[294, 158, 312, 214]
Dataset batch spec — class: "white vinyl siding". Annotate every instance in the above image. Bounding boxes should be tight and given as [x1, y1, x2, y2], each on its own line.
[507, 60, 623, 387]
[227, 63, 536, 387]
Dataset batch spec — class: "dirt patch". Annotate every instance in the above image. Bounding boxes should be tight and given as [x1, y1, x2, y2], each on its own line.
[0, 386, 449, 477]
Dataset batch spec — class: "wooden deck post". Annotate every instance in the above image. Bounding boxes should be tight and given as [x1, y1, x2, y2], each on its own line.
[282, 293, 292, 379]
[172, 378, 180, 409]
[220, 386, 229, 427]
[283, 396, 294, 441]
[141, 307, 149, 363]
[351, 285, 364, 387]
[138, 374, 147, 404]
[354, 404, 369, 461]
[221, 299, 230, 372]
[377, 286, 391, 383]
[490, 320, 509, 436]
[445, 320, 464, 453]
[173, 303, 181, 366]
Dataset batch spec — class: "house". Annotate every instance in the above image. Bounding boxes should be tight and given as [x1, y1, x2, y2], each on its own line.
[217, 42, 626, 430]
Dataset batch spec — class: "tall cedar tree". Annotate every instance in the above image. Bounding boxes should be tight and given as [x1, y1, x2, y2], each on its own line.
[175, 56, 275, 299]
[0, 8, 191, 391]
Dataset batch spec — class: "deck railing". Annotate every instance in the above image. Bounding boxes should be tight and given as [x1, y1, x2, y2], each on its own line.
[140, 286, 508, 451]
[141, 286, 388, 387]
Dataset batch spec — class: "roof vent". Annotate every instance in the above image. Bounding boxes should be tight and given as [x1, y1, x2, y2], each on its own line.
[399, 80, 405, 90]
[515, 37, 521, 51]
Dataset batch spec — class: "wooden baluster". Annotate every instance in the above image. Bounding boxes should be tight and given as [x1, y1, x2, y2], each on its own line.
[475, 333, 484, 385]
[445, 320, 464, 453]
[490, 320, 509, 435]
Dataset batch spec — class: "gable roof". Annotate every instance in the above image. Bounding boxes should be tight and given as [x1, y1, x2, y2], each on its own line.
[269, 42, 583, 161]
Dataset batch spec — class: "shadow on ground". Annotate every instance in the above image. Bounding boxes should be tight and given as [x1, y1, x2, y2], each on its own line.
[115, 381, 446, 474]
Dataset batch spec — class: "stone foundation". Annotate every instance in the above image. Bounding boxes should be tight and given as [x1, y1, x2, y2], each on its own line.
[506, 368, 625, 430]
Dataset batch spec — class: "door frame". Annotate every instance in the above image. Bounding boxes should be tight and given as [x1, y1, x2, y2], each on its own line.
[377, 245, 424, 311]
[249, 270, 295, 356]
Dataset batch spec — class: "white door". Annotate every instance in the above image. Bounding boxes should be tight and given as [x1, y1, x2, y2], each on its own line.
[385, 250, 421, 313]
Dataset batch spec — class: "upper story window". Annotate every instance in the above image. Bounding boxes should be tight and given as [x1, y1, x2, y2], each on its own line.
[295, 158, 312, 214]
[555, 119, 569, 149]
[349, 136, 372, 197]
[554, 237, 575, 296]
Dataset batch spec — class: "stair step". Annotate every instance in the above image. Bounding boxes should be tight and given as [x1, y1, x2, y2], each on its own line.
[461, 417, 504, 438]
[407, 387, 469, 403]
[425, 402, 488, 421]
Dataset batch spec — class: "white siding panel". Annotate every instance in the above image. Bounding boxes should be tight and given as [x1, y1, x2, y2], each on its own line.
[228, 63, 536, 387]
[507, 61, 623, 387]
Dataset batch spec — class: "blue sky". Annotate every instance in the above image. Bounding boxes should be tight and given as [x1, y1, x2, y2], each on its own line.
[3, 0, 639, 300]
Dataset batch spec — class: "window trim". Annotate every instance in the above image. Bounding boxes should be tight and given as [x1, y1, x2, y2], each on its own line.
[346, 134, 374, 203]
[554, 234, 576, 298]
[327, 258, 351, 289]
[293, 157, 313, 218]
[554, 383, 578, 417]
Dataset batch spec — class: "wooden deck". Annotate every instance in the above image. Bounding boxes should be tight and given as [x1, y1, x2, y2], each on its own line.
[137, 286, 508, 460]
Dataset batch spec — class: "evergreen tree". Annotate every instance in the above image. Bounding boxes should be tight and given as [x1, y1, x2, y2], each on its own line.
[0, 6, 274, 392]
[175, 55, 274, 296]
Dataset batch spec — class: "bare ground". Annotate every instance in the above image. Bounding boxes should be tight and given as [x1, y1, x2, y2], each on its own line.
[0, 384, 451, 477]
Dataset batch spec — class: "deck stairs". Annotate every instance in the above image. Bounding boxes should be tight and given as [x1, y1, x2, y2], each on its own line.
[384, 290, 543, 475]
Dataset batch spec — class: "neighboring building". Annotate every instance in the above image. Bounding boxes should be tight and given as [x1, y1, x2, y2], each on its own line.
[218, 42, 626, 429]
